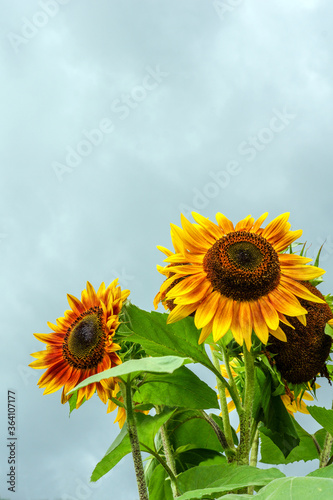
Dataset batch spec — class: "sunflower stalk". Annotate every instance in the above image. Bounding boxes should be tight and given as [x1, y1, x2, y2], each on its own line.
[211, 347, 236, 454]
[319, 432, 333, 468]
[155, 406, 180, 497]
[201, 410, 236, 461]
[237, 345, 255, 465]
[249, 427, 260, 467]
[121, 379, 149, 500]
[247, 427, 260, 495]
[220, 343, 243, 412]
[319, 401, 333, 468]
[138, 442, 179, 494]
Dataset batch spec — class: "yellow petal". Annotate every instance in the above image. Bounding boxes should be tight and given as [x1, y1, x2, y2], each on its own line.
[215, 213, 235, 234]
[258, 297, 280, 331]
[195, 292, 224, 329]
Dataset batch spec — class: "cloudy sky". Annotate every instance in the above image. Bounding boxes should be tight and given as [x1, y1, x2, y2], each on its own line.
[1, 0, 333, 498]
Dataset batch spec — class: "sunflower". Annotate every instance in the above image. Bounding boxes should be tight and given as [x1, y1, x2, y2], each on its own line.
[155, 212, 325, 350]
[30, 280, 130, 410]
[267, 282, 333, 384]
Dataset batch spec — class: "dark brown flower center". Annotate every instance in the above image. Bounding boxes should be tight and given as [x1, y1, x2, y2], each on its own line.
[268, 282, 333, 384]
[203, 231, 280, 301]
[63, 307, 106, 369]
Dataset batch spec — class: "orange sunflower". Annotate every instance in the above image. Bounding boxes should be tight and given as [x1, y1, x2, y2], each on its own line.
[30, 280, 130, 410]
[155, 212, 325, 350]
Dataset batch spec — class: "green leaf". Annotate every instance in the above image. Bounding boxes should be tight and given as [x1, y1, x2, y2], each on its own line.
[259, 395, 299, 457]
[314, 427, 328, 449]
[177, 449, 226, 473]
[91, 409, 174, 482]
[220, 477, 333, 499]
[324, 323, 333, 339]
[68, 355, 192, 394]
[68, 390, 86, 415]
[307, 463, 333, 478]
[147, 464, 173, 500]
[252, 366, 272, 423]
[118, 304, 212, 368]
[176, 464, 285, 500]
[209, 413, 239, 446]
[260, 420, 321, 465]
[134, 366, 219, 410]
[169, 410, 225, 455]
[91, 423, 130, 482]
[307, 405, 333, 435]
[252, 366, 300, 457]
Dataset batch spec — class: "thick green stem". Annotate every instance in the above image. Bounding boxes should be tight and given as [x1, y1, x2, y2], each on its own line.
[121, 379, 149, 500]
[159, 421, 180, 497]
[250, 427, 259, 467]
[319, 401, 333, 468]
[237, 345, 255, 465]
[139, 442, 179, 488]
[319, 432, 333, 468]
[220, 343, 242, 412]
[211, 348, 236, 454]
[247, 427, 260, 495]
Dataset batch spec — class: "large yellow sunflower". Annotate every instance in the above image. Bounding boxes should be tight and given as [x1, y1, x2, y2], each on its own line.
[155, 212, 325, 350]
[30, 280, 130, 410]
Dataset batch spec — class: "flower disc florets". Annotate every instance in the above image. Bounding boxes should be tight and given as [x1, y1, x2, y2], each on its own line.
[268, 282, 333, 384]
[203, 231, 280, 301]
[30, 280, 130, 411]
[155, 212, 326, 350]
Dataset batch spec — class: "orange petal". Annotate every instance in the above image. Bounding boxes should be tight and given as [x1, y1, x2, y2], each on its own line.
[238, 301, 253, 351]
[166, 274, 206, 298]
[269, 326, 287, 342]
[195, 292, 222, 329]
[282, 265, 325, 281]
[280, 276, 326, 304]
[215, 213, 235, 234]
[167, 302, 200, 323]
[230, 302, 244, 347]
[192, 212, 223, 240]
[198, 322, 213, 344]
[212, 298, 234, 342]
[258, 297, 280, 330]
[171, 281, 212, 305]
[268, 287, 308, 317]
[261, 212, 290, 240]
[235, 215, 254, 232]
[273, 230, 303, 252]
[297, 314, 307, 326]
[249, 302, 269, 344]
[181, 213, 212, 248]
[67, 294, 85, 316]
[251, 212, 269, 233]
[279, 254, 313, 266]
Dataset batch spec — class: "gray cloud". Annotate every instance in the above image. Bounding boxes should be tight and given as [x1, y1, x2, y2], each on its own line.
[1, 1, 333, 498]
